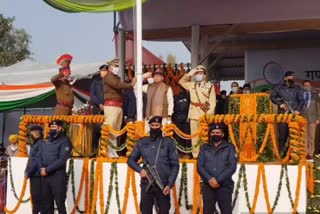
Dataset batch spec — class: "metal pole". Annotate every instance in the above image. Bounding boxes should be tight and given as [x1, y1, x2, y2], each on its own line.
[118, 30, 126, 81]
[135, 0, 143, 121]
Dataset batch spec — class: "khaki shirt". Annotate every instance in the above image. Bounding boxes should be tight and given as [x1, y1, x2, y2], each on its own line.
[179, 74, 216, 120]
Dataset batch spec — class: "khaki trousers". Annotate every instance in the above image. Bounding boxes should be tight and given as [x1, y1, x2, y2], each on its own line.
[306, 122, 317, 157]
[190, 119, 200, 158]
[104, 106, 123, 157]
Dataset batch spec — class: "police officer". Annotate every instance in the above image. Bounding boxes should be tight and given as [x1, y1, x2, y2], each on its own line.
[24, 125, 44, 214]
[127, 116, 180, 214]
[270, 71, 305, 155]
[197, 123, 237, 214]
[40, 120, 73, 214]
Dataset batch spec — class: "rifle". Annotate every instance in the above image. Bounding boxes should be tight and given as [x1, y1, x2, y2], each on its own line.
[142, 159, 164, 192]
[280, 97, 295, 113]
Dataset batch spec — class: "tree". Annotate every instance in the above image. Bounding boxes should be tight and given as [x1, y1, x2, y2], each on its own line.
[0, 14, 31, 67]
[166, 54, 176, 64]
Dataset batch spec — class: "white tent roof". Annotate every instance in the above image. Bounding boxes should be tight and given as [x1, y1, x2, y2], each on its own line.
[0, 60, 102, 85]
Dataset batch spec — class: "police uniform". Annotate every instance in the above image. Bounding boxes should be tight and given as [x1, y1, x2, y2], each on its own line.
[197, 123, 237, 214]
[270, 71, 305, 154]
[51, 54, 74, 115]
[179, 65, 216, 158]
[127, 116, 180, 214]
[24, 125, 44, 214]
[40, 120, 73, 214]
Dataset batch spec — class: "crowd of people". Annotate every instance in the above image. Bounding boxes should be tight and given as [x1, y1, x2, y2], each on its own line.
[4, 53, 320, 213]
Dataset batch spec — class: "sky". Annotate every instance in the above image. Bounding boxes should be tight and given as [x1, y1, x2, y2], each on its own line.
[0, 0, 191, 64]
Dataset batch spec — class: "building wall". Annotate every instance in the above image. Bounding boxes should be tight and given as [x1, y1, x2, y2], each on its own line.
[245, 48, 320, 88]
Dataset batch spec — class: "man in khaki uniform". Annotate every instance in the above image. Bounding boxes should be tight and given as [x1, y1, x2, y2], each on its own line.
[179, 65, 216, 158]
[51, 54, 74, 115]
[102, 58, 136, 157]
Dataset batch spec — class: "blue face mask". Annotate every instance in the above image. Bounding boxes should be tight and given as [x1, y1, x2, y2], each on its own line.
[194, 74, 204, 82]
[49, 129, 57, 138]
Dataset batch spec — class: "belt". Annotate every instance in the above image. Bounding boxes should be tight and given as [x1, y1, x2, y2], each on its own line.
[190, 101, 206, 107]
[104, 99, 122, 108]
[57, 100, 73, 108]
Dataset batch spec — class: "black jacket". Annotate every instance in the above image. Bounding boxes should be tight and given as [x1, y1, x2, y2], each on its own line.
[172, 91, 190, 123]
[90, 77, 104, 107]
[270, 82, 305, 113]
[40, 133, 73, 174]
[127, 136, 180, 187]
[24, 138, 43, 177]
[123, 88, 147, 120]
[197, 140, 237, 190]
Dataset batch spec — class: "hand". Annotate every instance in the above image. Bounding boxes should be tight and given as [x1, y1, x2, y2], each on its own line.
[131, 77, 137, 86]
[187, 68, 197, 77]
[294, 111, 300, 115]
[316, 120, 320, 124]
[142, 72, 152, 79]
[163, 186, 171, 195]
[40, 168, 47, 177]
[166, 116, 172, 124]
[139, 169, 147, 178]
[208, 177, 220, 189]
[99, 104, 104, 111]
[279, 104, 288, 111]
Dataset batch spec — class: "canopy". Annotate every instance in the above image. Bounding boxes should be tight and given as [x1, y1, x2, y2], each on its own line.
[43, 0, 147, 12]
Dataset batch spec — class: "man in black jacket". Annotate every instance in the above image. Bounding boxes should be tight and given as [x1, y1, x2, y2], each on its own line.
[39, 120, 73, 214]
[127, 116, 180, 214]
[90, 65, 106, 152]
[198, 123, 237, 214]
[24, 125, 44, 214]
[270, 71, 305, 155]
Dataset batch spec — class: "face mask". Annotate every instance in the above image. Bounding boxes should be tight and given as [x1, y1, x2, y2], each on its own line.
[49, 129, 58, 138]
[194, 74, 204, 82]
[231, 87, 238, 93]
[111, 67, 119, 75]
[211, 135, 222, 143]
[304, 86, 312, 91]
[10, 144, 18, 151]
[244, 90, 250, 94]
[150, 128, 162, 139]
[147, 78, 154, 84]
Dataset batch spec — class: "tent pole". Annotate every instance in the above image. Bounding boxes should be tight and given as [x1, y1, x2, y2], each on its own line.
[135, 0, 143, 121]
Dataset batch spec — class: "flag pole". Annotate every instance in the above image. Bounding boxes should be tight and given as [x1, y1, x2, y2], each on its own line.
[135, 0, 143, 121]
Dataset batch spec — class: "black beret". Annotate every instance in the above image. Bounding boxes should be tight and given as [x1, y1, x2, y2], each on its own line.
[148, 116, 162, 124]
[49, 120, 64, 127]
[30, 125, 43, 132]
[209, 123, 226, 133]
[99, 64, 108, 71]
[284, 71, 294, 77]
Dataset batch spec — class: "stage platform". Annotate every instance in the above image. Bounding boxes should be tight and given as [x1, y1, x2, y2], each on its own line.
[6, 157, 307, 214]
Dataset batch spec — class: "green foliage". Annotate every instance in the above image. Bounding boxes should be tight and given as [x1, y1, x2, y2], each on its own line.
[307, 155, 320, 213]
[0, 14, 31, 66]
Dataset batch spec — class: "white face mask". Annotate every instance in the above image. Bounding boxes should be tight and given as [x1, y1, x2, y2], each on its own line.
[10, 144, 18, 151]
[147, 77, 154, 84]
[111, 67, 119, 75]
[194, 74, 204, 82]
[231, 87, 238, 93]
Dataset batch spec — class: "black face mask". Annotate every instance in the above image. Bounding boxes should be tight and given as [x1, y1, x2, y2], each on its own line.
[49, 129, 58, 138]
[150, 128, 162, 139]
[211, 135, 222, 143]
[286, 79, 294, 86]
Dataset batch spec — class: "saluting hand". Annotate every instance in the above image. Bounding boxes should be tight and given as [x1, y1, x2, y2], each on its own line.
[163, 186, 170, 195]
[187, 68, 197, 77]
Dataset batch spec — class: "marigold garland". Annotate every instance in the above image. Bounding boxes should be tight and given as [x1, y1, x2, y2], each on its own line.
[4, 178, 29, 214]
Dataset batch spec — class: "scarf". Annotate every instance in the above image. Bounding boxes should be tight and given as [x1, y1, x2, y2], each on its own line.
[146, 82, 168, 118]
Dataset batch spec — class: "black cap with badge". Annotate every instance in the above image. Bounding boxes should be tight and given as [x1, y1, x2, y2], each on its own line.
[148, 116, 162, 124]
